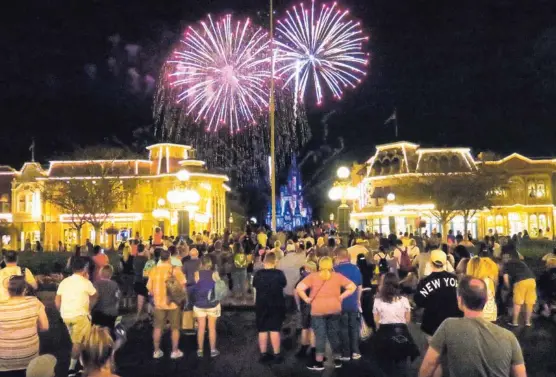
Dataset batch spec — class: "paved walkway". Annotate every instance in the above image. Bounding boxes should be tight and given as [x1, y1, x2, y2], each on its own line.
[40, 303, 556, 377]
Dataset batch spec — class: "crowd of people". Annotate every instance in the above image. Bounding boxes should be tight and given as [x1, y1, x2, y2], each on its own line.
[1, 224, 556, 377]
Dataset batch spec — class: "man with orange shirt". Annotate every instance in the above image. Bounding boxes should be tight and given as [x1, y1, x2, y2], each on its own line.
[147, 249, 187, 359]
[91, 245, 109, 283]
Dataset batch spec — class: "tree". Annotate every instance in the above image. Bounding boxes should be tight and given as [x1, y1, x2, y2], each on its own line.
[43, 146, 139, 245]
[394, 169, 507, 240]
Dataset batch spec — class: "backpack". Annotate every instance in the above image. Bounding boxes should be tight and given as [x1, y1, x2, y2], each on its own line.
[377, 253, 389, 274]
[213, 279, 229, 302]
[166, 267, 187, 305]
[234, 253, 247, 269]
[399, 247, 412, 272]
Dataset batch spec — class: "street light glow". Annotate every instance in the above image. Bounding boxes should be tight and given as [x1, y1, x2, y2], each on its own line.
[337, 166, 350, 179]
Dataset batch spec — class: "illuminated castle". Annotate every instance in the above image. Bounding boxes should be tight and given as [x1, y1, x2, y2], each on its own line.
[266, 158, 312, 230]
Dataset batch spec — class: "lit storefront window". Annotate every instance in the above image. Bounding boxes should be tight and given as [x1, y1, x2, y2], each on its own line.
[508, 212, 524, 236]
[495, 215, 504, 234]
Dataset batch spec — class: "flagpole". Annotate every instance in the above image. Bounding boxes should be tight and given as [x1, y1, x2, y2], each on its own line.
[269, 0, 277, 231]
[394, 113, 398, 139]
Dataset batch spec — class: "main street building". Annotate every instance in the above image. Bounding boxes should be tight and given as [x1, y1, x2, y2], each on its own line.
[348, 141, 556, 239]
[0, 143, 229, 250]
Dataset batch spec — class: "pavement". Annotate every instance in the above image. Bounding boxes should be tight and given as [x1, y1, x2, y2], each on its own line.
[39, 300, 556, 377]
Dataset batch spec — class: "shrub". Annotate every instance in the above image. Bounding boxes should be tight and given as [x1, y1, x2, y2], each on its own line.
[8, 251, 121, 275]
[518, 239, 554, 259]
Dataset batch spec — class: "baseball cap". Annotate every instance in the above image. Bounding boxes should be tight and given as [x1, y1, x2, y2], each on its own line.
[430, 249, 447, 268]
[26, 354, 57, 377]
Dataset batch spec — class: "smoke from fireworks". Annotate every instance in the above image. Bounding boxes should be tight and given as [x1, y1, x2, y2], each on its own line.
[168, 14, 271, 133]
[275, 1, 368, 105]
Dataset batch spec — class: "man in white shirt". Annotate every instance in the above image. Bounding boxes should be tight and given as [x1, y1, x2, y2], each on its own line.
[55, 257, 97, 377]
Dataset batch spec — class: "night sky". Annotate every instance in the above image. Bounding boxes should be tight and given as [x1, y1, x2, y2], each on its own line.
[3, 0, 556, 213]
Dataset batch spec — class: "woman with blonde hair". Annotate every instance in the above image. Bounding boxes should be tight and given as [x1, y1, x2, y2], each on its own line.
[466, 251, 499, 322]
[296, 255, 356, 370]
[80, 325, 119, 377]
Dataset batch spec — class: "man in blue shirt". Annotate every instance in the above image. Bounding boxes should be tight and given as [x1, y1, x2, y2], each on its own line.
[334, 248, 363, 360]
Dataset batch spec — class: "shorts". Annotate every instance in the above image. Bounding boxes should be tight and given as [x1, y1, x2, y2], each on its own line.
[92, 311, 117, 331]
[256, 306, 285, 332]
[513, 278, 537, 306]
[134, 281, 148, 297]
[64, 315, 92, 345]
[153, 308, 181, 330]
[193, 304, 222, 318]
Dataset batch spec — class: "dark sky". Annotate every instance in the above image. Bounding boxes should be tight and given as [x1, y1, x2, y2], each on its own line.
[3, 0, 556, 168]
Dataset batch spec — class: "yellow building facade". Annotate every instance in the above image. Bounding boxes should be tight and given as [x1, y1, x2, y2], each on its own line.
[0, 143, 229, 250]
[348, 141, 556, 239]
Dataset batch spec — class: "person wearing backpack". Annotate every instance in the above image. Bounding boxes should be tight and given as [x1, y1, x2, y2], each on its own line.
[393, 240, 413, 279]
[373, 247, 391, 279]
[231, 242, 248, 301]
[190, 256, 223, 358]
[146, 249, 187, 360]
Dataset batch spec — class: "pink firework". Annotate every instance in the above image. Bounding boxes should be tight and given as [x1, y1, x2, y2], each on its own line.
[275, 0, 369, 105]
[169, 14, 271, 132]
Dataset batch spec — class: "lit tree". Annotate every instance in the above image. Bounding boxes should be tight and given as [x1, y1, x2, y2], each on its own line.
[394, 169, 507, 240]
[43, 146, 139, 245]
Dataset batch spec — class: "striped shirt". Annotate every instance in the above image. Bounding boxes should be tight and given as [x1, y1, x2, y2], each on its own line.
[0, 297, 43, 371]
[147, 263, 186, 310]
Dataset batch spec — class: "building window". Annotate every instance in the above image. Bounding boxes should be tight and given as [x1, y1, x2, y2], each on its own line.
[0, 194, 8, 213]
[528, 180, 546, 198]
[495, 214, 504, 234]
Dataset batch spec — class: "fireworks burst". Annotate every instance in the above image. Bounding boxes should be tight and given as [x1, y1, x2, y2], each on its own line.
[168, 14, 271, 132]
[275, 0, 368, 105]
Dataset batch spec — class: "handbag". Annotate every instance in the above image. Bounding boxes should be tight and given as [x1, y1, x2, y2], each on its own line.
[360, 316, 373, 341]
[181, 310, 195, 330]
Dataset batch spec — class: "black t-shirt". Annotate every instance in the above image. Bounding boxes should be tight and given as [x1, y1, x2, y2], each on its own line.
[503, 260, 535, 284]
[414, 271, 463, 336]
[133, 255, 148, 283]
[539, 268, 556, 299]
[253, 269, 287, 309]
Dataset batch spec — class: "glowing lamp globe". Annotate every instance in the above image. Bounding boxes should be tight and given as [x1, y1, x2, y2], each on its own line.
[183, 189, 200, 204]
[345, 186, 359, 200]
[167, 190, 181, 204]
[328, 186, 343, 201]
[176, 169, 190, 182]
[387, 192, 396, 202]
[337, 166, 350, 179]
[157, 198, 166, 206]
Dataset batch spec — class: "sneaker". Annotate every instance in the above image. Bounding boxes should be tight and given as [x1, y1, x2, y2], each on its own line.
[67, 370, 80, 377]
[153, 350, 164, 359]
[352, 353, 362, 360]
[339, 356, 350, 362]
[197, 350, 204, 357]
[525, 323, 532, 327]
[259, 353, 274, 363]
[171, 350, 184, 359]
[507, 322, 519, 327]
[210, 349, 220, 358]
[273, 354, 284, 364]
[307, 361, 325, 371]
[334, 359, 343, 368]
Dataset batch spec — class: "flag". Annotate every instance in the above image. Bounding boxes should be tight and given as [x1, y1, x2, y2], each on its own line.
[384, 109, 397, 124]
[29, 140, 35, 151]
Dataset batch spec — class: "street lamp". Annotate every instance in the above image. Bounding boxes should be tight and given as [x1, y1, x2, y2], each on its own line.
[387, 192, 396, 202]
[337, 166, 350, 179]
[228, 213, 233, 232]
[328, 166, 358, 239]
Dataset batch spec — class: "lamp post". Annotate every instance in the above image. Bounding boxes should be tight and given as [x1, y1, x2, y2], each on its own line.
[167, 169, 201, 237]
[329, 213, 335, 229]
[328, 167, 358, 240]
[228, 213, 233, 232]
